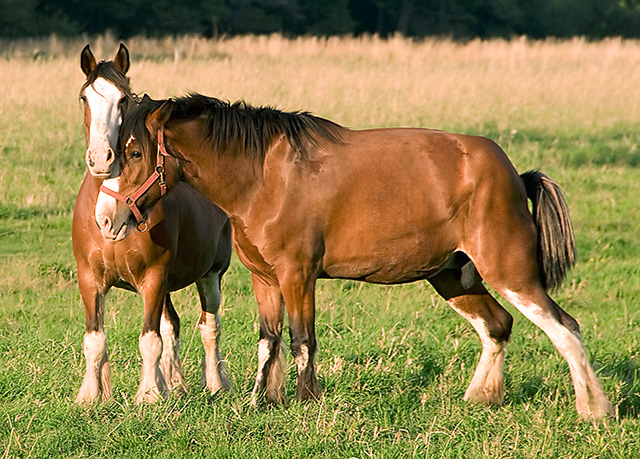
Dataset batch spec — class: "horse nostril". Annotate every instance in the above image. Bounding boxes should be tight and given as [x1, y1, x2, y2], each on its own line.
[89, 158, 95, 167]
[100, 216, 111, 231]
[106, 149, 114, 162]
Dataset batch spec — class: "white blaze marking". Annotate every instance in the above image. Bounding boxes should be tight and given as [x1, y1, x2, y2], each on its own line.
[84, 77, 123, 156]
[95, 178, 119, 228]
[125, 135, 136, 149]
[99, 177, 120, 194]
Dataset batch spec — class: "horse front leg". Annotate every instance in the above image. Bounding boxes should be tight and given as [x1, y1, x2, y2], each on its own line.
[76, 269, 111, 404]
[134, 271, 169, 404]
[280, 270, 321, 402]
[250, 273, 286, 405]
[159, 293, 188, 395]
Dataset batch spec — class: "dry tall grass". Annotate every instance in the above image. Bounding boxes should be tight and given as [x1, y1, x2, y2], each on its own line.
[1, 34, 639, 133]
[2, 34, 639, 211]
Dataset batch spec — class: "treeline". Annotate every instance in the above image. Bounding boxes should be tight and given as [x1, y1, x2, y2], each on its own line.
[4, 0, 640, 39]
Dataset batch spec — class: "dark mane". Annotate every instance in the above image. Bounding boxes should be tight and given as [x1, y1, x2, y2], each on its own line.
[80, 61, 135, 102]
[169, 93, 344, 162]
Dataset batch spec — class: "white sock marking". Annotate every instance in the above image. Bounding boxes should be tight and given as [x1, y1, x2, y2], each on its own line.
[199, 311, 230, 393]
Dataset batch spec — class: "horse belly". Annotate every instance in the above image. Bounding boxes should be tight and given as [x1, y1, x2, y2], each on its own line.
[319, 187, 461, 284]
[322, 234, 457, 284]
[161, 184, 230, 291]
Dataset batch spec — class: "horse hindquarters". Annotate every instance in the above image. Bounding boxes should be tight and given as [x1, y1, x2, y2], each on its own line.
[159, 293, 188, 394]
[465, 171, 612, 419]
[169, 189, 233, 395]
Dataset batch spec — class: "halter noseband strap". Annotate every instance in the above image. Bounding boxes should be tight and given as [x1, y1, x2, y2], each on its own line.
[99, 130, 169, 232]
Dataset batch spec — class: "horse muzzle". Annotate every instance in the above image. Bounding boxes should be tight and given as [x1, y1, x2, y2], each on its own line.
[95, 178, 133, 241]
[96, 213, 130, 241]
[86, 148, 119, 178]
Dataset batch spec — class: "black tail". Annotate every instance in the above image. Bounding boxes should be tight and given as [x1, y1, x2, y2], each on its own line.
[521, 170, 577, 291]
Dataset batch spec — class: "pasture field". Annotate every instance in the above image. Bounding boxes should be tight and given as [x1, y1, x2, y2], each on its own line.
[1, 34, 640, 458]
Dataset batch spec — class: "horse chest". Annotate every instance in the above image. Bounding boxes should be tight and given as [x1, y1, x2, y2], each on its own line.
[229, 217, 278, 281]
[93, 238, 158, 286]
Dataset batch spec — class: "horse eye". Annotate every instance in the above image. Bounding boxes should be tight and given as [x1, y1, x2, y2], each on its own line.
[80, 95, 87, 103]
[118, 97, 127, 108]
[131, 150, 142, 159]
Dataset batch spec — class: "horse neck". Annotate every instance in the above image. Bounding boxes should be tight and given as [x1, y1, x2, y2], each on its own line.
[167, 124, 264, 216]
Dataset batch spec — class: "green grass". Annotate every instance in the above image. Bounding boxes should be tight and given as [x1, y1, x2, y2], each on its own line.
[2, 37, 640, 458]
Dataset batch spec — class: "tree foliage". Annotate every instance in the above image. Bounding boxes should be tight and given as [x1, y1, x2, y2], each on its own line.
[5, 0, 640, 38]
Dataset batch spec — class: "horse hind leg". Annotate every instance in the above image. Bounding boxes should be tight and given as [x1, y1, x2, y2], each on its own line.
[196, 268, 232, 395]
[500, 287, 612, 419]
[159, 293, 188, 395]
[429, 269, 513, 406]
[469, 214, 612, 419]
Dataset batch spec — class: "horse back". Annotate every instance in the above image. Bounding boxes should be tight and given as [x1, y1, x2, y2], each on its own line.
[252, 128, 528, 284]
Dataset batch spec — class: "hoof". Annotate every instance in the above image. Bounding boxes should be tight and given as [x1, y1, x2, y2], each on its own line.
[250, 387, 285, 407]
[463, 386, 504, 406]
[75, 389, 100, 405]
[576, 398, 614, 420]
[295, 382, 322, 402]
[134, 387, 161, 404]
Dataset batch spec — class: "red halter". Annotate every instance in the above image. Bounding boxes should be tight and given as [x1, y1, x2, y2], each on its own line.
[99, 130, 169, 232]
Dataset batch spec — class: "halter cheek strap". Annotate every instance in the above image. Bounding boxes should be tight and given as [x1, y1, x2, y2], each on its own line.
[157, 129, 168, 196]
[99, 130, 170, 232]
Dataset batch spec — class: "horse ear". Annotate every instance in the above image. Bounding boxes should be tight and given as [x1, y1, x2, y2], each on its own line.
[80, 44, 96, 76]
[114, 43, 130, 74]
[145, 100, 176, 136]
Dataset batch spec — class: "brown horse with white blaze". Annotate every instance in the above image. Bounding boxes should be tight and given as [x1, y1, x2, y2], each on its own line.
[74, 47, 232, 404]
[110, 94, 612, 419]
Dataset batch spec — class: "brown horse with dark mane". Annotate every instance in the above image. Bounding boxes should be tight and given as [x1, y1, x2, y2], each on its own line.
[105, 93, 612, 419]
[74, 47, 232, 404]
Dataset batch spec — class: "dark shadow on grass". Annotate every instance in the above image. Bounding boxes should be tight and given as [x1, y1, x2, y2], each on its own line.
[600, 357, 640, 419]
[406, 350, 444, 389]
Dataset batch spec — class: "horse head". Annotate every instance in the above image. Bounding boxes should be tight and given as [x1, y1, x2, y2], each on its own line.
[95, 97, 178, 240]
[80, 43, 132, 178]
